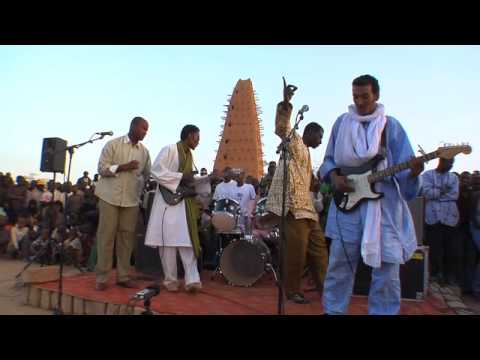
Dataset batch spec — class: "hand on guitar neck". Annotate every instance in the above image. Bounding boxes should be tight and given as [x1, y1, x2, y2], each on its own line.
[409, 157, 424, 178]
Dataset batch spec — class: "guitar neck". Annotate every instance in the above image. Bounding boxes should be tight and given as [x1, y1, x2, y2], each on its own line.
[368, 151, 438, 183]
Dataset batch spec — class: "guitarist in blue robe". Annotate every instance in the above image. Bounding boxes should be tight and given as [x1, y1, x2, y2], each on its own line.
[319, 75, 424, 315]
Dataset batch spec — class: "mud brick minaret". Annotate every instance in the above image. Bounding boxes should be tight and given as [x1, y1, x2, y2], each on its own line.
[213, 79, 264, 179]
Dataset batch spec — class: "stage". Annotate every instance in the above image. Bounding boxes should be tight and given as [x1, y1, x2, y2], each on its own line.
[23, 270, 455, 315]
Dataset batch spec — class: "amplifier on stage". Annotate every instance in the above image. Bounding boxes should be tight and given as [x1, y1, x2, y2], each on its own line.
[353, 246, 429, 301]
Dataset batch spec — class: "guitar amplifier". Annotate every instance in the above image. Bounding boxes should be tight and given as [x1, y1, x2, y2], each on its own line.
[353, 246, 429, 301]
[407, 196, 425, 245]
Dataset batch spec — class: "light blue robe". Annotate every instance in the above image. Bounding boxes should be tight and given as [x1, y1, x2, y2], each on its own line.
[319, 114, 420, 315]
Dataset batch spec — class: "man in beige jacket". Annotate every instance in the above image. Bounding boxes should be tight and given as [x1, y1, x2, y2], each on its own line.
[94, 117, 151, 291]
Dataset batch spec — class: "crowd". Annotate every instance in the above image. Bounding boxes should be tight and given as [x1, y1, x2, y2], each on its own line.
[0, 171, 99, 269]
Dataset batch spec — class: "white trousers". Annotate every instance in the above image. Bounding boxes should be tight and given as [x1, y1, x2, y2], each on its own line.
[159, 246, 200, 286]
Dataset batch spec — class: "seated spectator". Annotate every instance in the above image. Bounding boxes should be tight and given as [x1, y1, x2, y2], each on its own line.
[64, 227, 83, 266]
[27, 199, 40, 221]
[0, 208, 11, 254]
[30, 228, 54, 265]
[6, 213, 30, 258]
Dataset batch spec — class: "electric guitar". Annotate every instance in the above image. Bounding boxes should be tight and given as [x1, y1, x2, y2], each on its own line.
[333, 144, 472, 213]
[159, 171, 220, 206]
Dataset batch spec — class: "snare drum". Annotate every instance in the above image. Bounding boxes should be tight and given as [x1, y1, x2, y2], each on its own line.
[211, 198, 240, 233]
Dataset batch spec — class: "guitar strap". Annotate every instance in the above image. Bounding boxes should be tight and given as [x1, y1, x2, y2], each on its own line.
[380, 118, 387, 151]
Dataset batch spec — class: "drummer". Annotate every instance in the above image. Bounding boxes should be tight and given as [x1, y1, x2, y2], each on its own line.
[231, 170, 257, 232]
[212, 167, 237, 201]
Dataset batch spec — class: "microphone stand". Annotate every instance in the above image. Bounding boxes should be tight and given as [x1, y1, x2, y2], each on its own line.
[275, 108, 305, 315]
[52, 134, 108, 315]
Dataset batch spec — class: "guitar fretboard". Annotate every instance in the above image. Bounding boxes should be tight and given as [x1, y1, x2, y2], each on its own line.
[368, 151, 438, 183]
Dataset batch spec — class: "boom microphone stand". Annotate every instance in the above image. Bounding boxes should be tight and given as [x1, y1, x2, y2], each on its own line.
[275, 105, 306, 315]
[52, 133, 110, 315]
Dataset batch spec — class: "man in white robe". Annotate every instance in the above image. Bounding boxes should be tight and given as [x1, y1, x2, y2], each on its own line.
[145, 125, 209, 293]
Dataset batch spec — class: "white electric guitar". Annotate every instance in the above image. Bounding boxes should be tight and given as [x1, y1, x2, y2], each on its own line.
[333, 144, 472, 213]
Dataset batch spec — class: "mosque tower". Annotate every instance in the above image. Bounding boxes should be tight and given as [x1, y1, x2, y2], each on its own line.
[213, 79, 264, 179]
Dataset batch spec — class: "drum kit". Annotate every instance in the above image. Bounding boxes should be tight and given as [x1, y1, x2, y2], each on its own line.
[208, 197, 280, 287]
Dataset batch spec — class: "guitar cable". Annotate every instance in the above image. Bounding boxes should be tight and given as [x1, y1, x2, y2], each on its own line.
[335, 205, 355, 275]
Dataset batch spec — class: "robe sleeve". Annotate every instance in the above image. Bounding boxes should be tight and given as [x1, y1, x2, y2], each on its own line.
[421, 171, 440, 200]
[387, 117, 420, 201]
[319, 116, 343, 183]
[275, 102, 293, 139]
[150, 145, 183, 193]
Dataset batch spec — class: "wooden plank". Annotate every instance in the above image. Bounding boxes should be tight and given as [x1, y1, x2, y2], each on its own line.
[105, 303, 120, 315]
[28, 287, 42, 308]
[85, 301, 107, 315]
[61, 294, 73, 314]
[73, 297, 85, 315]
[22, 286, 31, 305]
[40, 289, 51, 310]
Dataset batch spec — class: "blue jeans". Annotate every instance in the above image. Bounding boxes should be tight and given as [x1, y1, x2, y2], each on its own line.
[323, 238, 401, 315]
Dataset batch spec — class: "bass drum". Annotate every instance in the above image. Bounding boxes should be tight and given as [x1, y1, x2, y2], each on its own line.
[219, 238, 271, 287]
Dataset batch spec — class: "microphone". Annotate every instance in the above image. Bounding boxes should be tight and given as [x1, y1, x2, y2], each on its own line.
[96, 131, 113, 136]
[298, 105, 309, 115]
[131, 283, 161, 300]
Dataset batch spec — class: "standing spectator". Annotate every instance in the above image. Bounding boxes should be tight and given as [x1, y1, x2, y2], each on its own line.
[246, 175, 260, 199]
[0, 208, 10, 254]
[457, 171, 478, 294]
[195, 168, 214, 212]
[77, 171, 92, 187]
[66, 185, 84, 225]
[422, 158, 460, 285]
[92, 174, 100, 190]
[25, 180, 42, 207]
[8, 176, 28, 222]
[468, 175, 480, 300]
[0, 175, 9, 209]
[259, 161, 277, 198]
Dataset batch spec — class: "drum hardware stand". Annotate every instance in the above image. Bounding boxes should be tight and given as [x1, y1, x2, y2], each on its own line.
[210, 232, 226, 281]
[210, 211, 242, 282]
[275, 79, 305, 315]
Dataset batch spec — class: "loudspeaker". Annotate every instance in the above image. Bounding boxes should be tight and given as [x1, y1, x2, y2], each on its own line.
[40, 137, 67, 173]
[407, 196, 425, 244]
[353, 246, 430, 301]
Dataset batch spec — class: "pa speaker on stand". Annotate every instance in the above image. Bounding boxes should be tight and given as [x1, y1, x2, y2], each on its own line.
[40, 137, 67, 174]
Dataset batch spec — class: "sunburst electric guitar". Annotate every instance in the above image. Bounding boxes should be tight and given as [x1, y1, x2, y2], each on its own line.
[333, 144, 472, 213]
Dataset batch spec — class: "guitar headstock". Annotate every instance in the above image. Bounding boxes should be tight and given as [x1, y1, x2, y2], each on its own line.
[437, 143, 472, 159]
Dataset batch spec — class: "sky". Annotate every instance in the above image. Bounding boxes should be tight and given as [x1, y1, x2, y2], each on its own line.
[0, 45, 478, 182]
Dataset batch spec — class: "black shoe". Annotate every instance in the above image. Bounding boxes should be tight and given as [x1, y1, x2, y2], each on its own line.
[287, 293, 310, 304]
